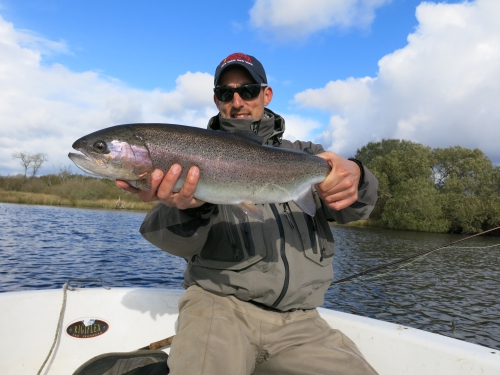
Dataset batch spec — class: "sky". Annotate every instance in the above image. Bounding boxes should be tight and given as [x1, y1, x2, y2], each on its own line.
[1, 0, 499, 176]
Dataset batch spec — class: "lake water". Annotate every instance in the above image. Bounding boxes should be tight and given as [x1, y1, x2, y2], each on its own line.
[1, 202, 499, 349]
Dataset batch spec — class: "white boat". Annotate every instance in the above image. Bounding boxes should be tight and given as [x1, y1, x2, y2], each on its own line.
[0, 280, 499, 375]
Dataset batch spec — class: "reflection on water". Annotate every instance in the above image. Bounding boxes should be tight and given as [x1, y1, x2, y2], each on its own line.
[1, 203, 499, 349]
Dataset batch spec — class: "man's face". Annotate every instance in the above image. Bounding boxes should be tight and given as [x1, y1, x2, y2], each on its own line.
[214, 66, 273, 120]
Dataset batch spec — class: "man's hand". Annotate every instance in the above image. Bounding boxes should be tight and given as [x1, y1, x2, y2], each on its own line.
[115, 164, 205, 210]
[315, 152, 361, 211]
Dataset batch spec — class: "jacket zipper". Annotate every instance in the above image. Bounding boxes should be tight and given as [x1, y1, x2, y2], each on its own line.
[222, 206, 241, 261]
[285, 203, 309, 252]
[241, 218, 254, 256]
[270, 203, 289, 309]
[310, 191, 330, 261]
[282, 203, 295, 229]
[313, 216, 331, 262]
[306, 215, 318, 255]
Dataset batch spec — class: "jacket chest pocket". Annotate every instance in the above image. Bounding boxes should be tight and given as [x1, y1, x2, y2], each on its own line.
[285, 202, 334, 266]
[192, 205, 268, 270]
[304, 215, 334, 266]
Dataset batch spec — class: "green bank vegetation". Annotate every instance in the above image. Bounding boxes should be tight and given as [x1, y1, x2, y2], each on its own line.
[354, 140, 500, 234]
[2, 140, 499, 234]
[0, 171, 155, 211]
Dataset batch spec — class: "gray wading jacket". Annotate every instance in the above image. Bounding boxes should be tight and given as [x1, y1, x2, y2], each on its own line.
[140, 109, 378, 311]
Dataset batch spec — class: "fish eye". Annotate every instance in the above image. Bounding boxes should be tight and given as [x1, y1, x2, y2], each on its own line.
[92, 141, 109, 154]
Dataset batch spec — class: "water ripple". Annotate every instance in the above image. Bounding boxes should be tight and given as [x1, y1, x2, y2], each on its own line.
[325, 225, 500, 349]
[1, 203, 499, 349]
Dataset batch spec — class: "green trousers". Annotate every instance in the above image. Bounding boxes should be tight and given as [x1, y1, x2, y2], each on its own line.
[168, 285, 378, 375]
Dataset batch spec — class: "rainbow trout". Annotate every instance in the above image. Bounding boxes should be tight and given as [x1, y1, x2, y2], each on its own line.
[68, 123, 331, 220]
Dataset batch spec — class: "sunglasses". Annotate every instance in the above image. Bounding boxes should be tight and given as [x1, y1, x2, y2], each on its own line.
[214, 83, 267, 102]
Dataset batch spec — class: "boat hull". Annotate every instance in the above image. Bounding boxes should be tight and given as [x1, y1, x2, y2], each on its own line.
[0, 287, 498, 374]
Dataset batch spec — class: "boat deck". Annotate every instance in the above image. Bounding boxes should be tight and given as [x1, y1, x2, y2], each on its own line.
[0, 287, 499, 374]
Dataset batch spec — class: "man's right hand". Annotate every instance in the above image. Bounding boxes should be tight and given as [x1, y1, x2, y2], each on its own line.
[115, 164, 206, 210]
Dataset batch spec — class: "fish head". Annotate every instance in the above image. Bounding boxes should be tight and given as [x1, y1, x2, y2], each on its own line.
[68, 125, 154, 189]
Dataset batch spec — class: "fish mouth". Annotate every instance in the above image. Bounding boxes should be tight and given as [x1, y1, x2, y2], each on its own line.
[68, 151, 104, 176]
[68, 151, 91, 165]
[68, 151, 89, 161]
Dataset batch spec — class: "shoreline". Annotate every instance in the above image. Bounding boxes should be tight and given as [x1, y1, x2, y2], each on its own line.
[1, 191, 497, 235]
[0, 190, 156, 212]
[0, 190, 377, 228]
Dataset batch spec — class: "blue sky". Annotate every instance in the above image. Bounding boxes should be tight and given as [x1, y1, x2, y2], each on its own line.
[1, 0, 499, 176]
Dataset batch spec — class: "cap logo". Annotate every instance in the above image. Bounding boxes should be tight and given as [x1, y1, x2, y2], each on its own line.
[220, 53, 253, 68]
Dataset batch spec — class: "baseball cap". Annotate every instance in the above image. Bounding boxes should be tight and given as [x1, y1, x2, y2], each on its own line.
[214, 53, 267, 87]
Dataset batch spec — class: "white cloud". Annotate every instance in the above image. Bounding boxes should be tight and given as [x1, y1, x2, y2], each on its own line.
[294, 0, 500, 163]
[317, 115, 350, 154]
[249, 0, 391, 41]
[295, 77, 374, 112]
[0, 15, 216, 175]
[280, 114, 324, 142]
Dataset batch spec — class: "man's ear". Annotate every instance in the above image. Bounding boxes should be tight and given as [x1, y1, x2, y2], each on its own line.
[213, 94, 220, 109]
[264, 86, 273, 106]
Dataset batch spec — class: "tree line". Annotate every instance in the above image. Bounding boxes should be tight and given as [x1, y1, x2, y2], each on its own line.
[354, 140, 500, 234]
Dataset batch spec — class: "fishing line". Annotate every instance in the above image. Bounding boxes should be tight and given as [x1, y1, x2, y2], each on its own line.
[334, 243, 500, 285]
[330, 226, 500, 286]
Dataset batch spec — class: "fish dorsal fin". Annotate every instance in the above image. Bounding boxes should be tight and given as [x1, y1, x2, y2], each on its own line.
[232, 131, 264, 145]
[293, 189, 317, 217]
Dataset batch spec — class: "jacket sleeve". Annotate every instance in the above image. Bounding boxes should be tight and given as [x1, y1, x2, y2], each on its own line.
[283, 139, 379, 224]
[140, 203, 216, 258]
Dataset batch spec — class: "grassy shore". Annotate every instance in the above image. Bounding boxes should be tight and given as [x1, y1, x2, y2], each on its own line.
[340, 219, 381, 228]
[0, 190, 156, 211]
[0, 174, 157, 211]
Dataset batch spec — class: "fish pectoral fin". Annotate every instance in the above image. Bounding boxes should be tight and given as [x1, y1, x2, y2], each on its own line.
[232, 205, 248, 221]
[293, 188, 317, 217]
[234, 203, 265, 222]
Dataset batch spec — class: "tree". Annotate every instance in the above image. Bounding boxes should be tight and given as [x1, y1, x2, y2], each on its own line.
[432, 146, 493, 191]
[12, 151, 32, 178]
[368, 144, 434, 187]
[355, 139, 419, 165]
[440, 186, 486, 233]
[31, 153, 48, 177]
[486, 167, 500, 229]
[433, 147, 497, 233]
[362, 142, 435, 222]
[382, 178, 449, 232]
[361, 141, 499, 234]
[12, 151, 48, 178]
[57, 164, 73, 183]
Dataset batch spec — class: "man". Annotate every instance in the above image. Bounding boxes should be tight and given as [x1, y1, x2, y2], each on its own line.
[116, 52, 379, 375]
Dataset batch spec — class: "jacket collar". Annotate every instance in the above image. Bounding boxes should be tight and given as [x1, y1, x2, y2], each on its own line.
[207, 108, 285, 146]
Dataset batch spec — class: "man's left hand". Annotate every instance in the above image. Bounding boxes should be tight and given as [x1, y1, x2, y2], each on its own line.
[315, 152, 361, 211]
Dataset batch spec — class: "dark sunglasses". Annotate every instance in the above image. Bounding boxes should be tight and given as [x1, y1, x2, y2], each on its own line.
[214, 83, 267, 102]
